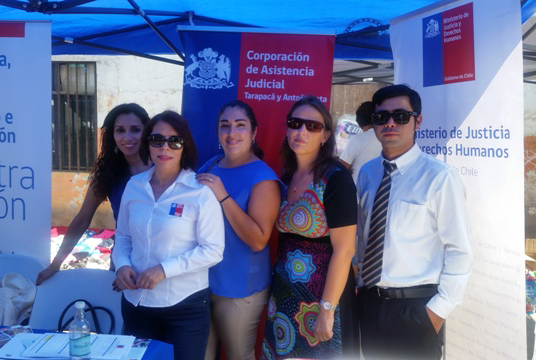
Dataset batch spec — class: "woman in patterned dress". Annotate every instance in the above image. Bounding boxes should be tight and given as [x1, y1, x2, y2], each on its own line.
[262, 95, 358, 359]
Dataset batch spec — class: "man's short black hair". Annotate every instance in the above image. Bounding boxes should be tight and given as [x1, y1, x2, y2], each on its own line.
[372, 84, 422, 114]
[355, 101, 374, 128]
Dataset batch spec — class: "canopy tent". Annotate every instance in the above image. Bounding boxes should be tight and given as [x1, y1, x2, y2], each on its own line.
[0, 0, 535, 84]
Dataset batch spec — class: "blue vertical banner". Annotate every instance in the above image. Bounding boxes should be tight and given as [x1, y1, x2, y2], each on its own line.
[180, 31, 242, 167]
[422, 13, 444, 87]
[179, 27, 335, 171]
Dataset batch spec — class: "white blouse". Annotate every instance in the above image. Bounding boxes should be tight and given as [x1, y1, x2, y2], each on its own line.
[113, 167, 225, 307]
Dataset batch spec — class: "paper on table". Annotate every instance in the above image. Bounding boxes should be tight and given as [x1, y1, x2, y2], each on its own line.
[22, 333, 69, 358]
[0, 332, 136, 360]
[21, 333, 135, 359]
[0, 326, 33, 349]
[0, 333, 61, 360]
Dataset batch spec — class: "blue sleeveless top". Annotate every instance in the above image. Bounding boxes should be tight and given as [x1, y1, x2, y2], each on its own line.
[108, 174, 130, 223]
[199, 156, 282, 298]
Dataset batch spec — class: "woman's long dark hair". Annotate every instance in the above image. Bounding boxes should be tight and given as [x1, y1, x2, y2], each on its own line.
[218, 100, 264, 160]
[280, 95, 337, 185]
[90, 103, 150, 200]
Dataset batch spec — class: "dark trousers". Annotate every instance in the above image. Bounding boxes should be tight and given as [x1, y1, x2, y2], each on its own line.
[357, 287, 444, 360]
[122, 288, 210, 360]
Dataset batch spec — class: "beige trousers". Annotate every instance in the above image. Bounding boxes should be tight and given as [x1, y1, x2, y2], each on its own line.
[204, 287, 270, 360]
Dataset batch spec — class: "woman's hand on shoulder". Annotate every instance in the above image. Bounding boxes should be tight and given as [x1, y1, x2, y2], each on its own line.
[115, 265, 138, 291]
[137, 264, 166, 290]
[196, 173, 228, 201]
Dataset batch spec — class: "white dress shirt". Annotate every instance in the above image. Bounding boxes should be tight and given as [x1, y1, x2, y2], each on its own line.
[340, 128, 382, 184]
[113, 167, 225, 308]
[357, 143, 472, 319]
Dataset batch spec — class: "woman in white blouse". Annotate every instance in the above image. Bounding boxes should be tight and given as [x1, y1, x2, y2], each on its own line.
[113, 111, 225, 360]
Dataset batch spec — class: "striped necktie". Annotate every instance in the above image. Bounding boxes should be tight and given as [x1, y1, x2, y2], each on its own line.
[362, 160, 397, 288]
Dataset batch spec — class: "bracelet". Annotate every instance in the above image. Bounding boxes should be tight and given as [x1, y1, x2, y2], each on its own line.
[219, 195, 231, 204]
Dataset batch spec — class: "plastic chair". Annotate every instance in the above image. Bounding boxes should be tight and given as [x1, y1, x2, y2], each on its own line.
[29, 268, 122, 334]
[0, 254, 46, 284]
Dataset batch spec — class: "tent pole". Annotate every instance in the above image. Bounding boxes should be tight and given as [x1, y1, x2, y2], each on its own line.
[337, 25, 390, 39]
[51, 16, 189, 44]
[50, 0, 95, 13]
[126, 0, 185, 61]
[192, 14, 260, 28]
[52, 36, 184, 66]
[335, 39, 392, 53]
[0, 0, 37, 11]
[53, 7, 187, 16]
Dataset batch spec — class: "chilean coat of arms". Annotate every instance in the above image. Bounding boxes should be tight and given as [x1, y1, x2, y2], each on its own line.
[425, 19, 440, 38]
[184, 48, 234, 89]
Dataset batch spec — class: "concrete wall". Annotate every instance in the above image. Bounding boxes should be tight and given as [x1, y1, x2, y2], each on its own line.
[51, 55, 184, 229]
[52, 171, 112, 228]
[330, 83, 384, 121]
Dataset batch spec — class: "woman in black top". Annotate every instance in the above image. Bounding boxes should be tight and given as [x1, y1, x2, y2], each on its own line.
[262, 96, 358, 359]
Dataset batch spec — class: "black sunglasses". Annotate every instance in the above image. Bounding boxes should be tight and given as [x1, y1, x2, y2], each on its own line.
[286, 117, 325, 133]
[371, 110, 419, 125]
[148, 134, 184, 150]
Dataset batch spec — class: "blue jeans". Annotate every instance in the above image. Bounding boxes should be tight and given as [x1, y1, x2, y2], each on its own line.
[122, 288, 210, 360]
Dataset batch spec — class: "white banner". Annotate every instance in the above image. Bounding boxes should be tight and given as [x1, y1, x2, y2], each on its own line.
[391, 0, 525, 359]
[0, 21, 51, 264]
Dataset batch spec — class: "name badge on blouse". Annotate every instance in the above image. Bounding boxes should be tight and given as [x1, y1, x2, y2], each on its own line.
[169, 203, 184, 217]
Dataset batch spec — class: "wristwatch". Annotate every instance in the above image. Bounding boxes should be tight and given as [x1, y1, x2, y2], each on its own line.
[320, 299, 337, 311]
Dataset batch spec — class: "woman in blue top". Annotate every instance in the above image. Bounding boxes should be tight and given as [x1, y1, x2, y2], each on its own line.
[36, 103, 151, 285]
[197, 100, 281, 360]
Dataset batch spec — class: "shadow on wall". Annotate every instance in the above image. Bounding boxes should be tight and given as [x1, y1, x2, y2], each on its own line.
[51, 172, 114, 229]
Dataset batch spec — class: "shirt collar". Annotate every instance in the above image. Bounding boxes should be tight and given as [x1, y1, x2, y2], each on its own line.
[380, 143, 421, 176]
[175, 168, 199, 189]
[134, 167, 199, 189]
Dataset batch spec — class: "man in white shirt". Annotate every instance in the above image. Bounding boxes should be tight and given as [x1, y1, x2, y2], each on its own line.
[356, 84, 472, 359]
[339, 101, 382, 184]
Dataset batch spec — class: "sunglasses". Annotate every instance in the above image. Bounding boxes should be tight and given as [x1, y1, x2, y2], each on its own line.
[286, 117, 325, 133]
[371, 110, 419, 125]
[148, 134, 184, 150]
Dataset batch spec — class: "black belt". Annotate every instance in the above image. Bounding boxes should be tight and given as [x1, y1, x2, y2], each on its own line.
[369, 284, 438, 299]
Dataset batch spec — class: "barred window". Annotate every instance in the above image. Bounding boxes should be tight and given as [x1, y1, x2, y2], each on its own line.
[52, 62, 97, 171]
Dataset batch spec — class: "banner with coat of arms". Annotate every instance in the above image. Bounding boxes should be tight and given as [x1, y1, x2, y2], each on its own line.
[179, 28, 335, 171]
[390, 0, 524, 358]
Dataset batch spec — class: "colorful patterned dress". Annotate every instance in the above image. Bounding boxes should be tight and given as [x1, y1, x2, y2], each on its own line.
[262, 165, 357, 359]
